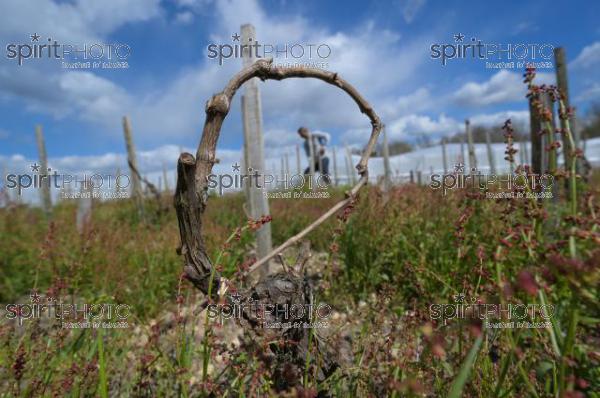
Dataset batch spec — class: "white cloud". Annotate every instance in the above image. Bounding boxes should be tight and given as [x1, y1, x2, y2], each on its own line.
[576, 83, 600, 102]
[340, 109, 531, 146]
[453, 70, 554, 107]
[0, 0, 161, 138]
[0, 67, 132, 134]
[264, 128, 298, 147]
[453, 70, 524, 106]
[0, 0, 161, 43]
[131, 62, 235, 142]
[109, 0, 433, 152]
[379, 87, 432, 121]
[199, 0, 433, 132]
[388, 114, 460, 140]
[344, 113, 460, 144]
[571, 42, 600, 70]
[2, 0, 434, 147]
[0, 0, 434, 156]
[59, 72, 132, 123]
[470, 110, 530, 129]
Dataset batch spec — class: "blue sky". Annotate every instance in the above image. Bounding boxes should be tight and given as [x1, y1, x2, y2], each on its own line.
[0, 0, 599, 177]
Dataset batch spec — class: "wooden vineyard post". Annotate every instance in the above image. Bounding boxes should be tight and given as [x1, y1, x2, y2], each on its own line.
[485, 129, 496, 174]
[519, 140, 525, 165]
[162, 163, 169, 193]
[345, 145, 356, 185]
[280, 157, 285, 188]
[284, 153, 289, 176]
[529, 94, 543, 175]
[543, 93, 558, 174]
[295, 144, 301, 175]
[441, 138, 448, 174]
[542, 93, 559, 202]
[541, 133, 547, 174]
[317, 144, 323, 184]
[554, 47, 574, 178]
[308, 131, 316, 189]
[76, 179, 92, 234]
[571, 107, 582, 159]
[143, 174, 149, 196]
[240, 24, 273, 275]
[115, 167, 122, 197]
[35, 125, 52, 216]
[343, 148, 351, 185]
[241, 95, 251, 200]
[465, 119, 477, 171]
[122, 116, 144, 217]
[332, 146, 339, 186]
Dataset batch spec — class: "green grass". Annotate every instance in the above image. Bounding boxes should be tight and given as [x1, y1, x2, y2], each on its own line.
[0, 175, 598, 396]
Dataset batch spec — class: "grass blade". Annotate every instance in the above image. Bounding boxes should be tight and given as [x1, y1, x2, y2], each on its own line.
[448, 334, 483, 398]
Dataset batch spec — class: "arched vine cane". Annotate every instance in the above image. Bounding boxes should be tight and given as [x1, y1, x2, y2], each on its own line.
[174, 58, 382, 295]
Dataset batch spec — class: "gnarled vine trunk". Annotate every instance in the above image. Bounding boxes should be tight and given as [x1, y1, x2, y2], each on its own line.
[173, 58, 382, 390]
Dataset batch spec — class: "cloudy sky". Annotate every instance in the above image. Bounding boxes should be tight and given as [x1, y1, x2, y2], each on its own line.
[0, 0, 599, 181]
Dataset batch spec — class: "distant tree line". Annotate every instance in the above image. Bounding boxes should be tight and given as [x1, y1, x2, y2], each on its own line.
[369, 140, 413, 157]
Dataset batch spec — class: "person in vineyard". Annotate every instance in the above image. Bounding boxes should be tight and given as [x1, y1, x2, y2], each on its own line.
[297, 126, 331, 184]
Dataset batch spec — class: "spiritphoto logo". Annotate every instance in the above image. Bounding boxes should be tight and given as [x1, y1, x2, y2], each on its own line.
[3, 163, 131, 199]
[207, 162, 331, 199]
[429, 163, 554, 198]
[430, 33, 554, 69]
[206, 293, 332, 329]
[207, 32, 331, 68]
[4, 290, 131, 329]
[429, 294, 554, 329]
[5, 33, 130, 69]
